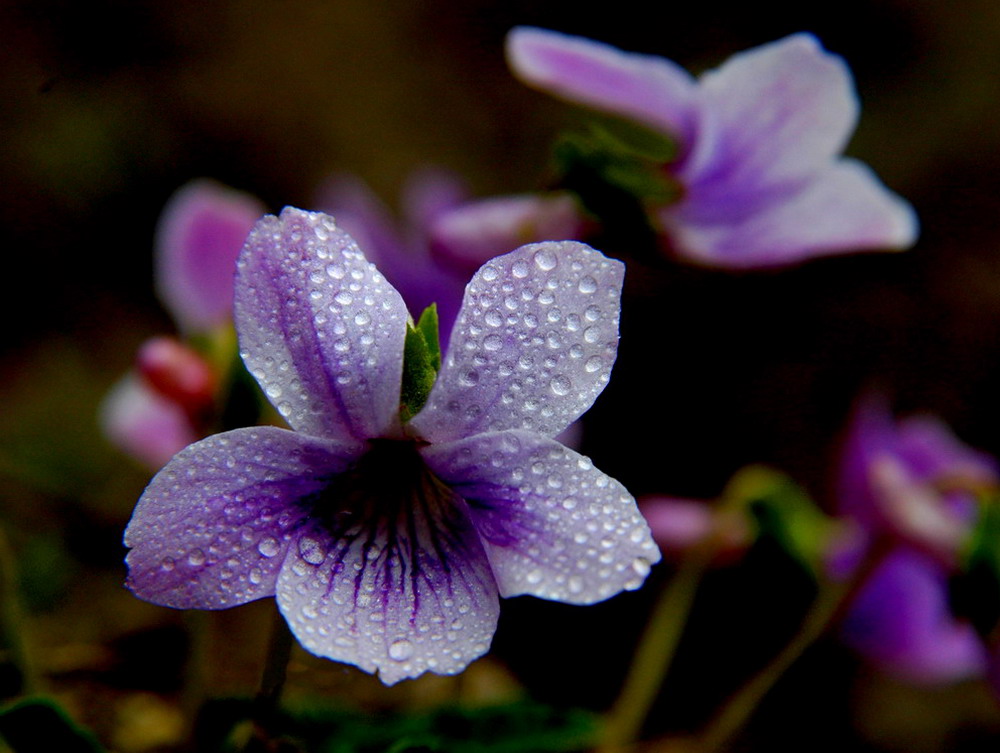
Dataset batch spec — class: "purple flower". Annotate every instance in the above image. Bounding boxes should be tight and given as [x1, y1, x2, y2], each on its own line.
[835, 395, 996, 683]
[124, 208, 660, 685]
[506, 28, 918, 268]
[155, 179, 265, 333]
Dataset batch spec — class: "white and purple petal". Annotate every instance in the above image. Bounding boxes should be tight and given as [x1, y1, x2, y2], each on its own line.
[506, 27, 697, 152]
[155, 180, 264, 333]
[422, 430, 660, 604]
[125, 426, 364, 609]
[276, 488, 498, 685]
[235, 209, 409, 442]
[679, 33, 858, 201]
[410, 241, 623, 443]
[663, 159, 918, 268]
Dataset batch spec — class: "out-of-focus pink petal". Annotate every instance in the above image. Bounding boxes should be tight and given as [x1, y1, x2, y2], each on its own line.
[430, 192, 585, 272]
[664, 159, 918, 268]
[100, 375, 197, 470]
[136, 336, 216, 415]
[400, 166, 469, 235]
[506, 27, 697, 150]
[155, 180, 264, 333]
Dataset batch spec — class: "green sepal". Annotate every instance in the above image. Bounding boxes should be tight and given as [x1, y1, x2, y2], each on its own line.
[400, 304, 442, 423]
[952, 495, 1000, 637]
[553, 116, 682, 208]
[722, 465, 835, 580]
[0, 698, 107, 753]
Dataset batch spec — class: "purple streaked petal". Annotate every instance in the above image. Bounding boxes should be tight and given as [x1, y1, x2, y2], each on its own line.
[896, 415, 999, 488]
[841, 549, 987, 684]
[679, 33, 858, 201]
[124, 426, 364, 610]
[410, 241, 623, 443]
[506, 27, 697, 151]
[429, 192, 585, 272]
[275, 493, 499, 685]
[235, 208, 409, 441]
[664, 159, 918, 268]
[155, 180, 264, 333]
[100, 374, 198, 470]
[421, 430, 660, 604]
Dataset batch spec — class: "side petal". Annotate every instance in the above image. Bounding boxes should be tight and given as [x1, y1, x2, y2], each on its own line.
[409, 241, 623, 442]
[235, 208, 409, 441]
[506, 27, 697, 150]
[276, 494, 499, 686]
[155, 180, 264, 333]
[422, 430, 660, 604]
[124, 426, 363, 609]
[664, 159, 918, 268]
[99, 374, 198, 470]
[841, 550, 986, 684]
[680, 33, 859, 200]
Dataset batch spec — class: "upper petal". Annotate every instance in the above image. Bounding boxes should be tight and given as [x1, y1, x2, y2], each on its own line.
[506, 27, 697, 148]
[124, 426, 364, 610]
[409, 241, 623, 442]
[679, 33, 859, 198]
[155, 180, 264, 333]
[663, 159, 918, 268]
[422, 430, 660, 604]
[235, 208, 409, 441]
[275, 488, 499, 685]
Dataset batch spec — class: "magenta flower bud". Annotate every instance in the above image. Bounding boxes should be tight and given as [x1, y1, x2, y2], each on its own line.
[137, 336, 216, 417]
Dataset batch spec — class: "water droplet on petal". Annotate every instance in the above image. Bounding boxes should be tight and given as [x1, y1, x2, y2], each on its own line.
[258, 537, 280, 558]
[389, 638, 414, 661]
[533, 249, 557, 271]
[550, 374, 572, 395]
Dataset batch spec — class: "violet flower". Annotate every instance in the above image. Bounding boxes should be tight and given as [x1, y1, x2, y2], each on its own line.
[317, 169, 584, 350]
[506, 28, 918, 268]
[835, 396, 996, 683]
[124, 208, 659, 685]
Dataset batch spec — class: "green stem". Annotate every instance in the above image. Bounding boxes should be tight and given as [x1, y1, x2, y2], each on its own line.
[245, 606, 295, 751]
[693, 540, 890, 753]
[599, 547, 713, 752]
[0, 529, 39, 695]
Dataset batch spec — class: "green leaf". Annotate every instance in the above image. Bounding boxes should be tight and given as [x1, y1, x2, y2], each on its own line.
[952, 496, 1000, 637]
[400, 305, 442, 423]
[722, 466, 835, 579]
[0, 698, 106, 753]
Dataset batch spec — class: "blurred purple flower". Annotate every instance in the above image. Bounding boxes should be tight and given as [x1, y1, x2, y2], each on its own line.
[835, 395, 996, 683]
[316, 169, 584, 349]
[506, 28, 918, 268]
[155, 179, 264, 333]
[124, 208, 659, 685]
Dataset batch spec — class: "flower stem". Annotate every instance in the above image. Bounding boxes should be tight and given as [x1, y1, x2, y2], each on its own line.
[0, 528, 39, 696]
[599, 547, 712, 752]
[692, 540, 890, 753]
[245, 606, 294, 750]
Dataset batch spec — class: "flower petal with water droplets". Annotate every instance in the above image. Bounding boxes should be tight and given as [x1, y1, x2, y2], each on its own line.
[235, 208, 409, 441]
[422, 430, 661, 604]
[125, 426, 364, 609]
[410, 241, 623, 442]
[275, 494, 499, 685]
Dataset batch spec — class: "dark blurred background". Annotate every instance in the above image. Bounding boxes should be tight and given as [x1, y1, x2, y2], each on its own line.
[3, 0, 1000, 750]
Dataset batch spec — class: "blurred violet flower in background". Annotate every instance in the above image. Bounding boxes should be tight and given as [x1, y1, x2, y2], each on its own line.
[124, 208, 659, 685]
[834, 395, 997, 684]
[100, 180, 262, 468]
[506, 28, 918, 268]
[317, 168, 584, 350]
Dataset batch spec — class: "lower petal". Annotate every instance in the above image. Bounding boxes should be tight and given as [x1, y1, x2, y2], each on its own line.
[664, 158, 918, 268]
[422, 430, 661, 605]
[275, 491, 499, 685]
[124, 426, 363, 609]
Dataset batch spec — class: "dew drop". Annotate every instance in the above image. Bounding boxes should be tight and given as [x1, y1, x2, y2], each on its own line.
[568, 576, 584, 594]
[389, 639, 414, 661]
[481, 265, 499, 281]
[526, 569, 543, 585]
[550, 374, 572, 396]
[483, 334, 503, 352]
[533, 249, 557, 271]
[187, 549, 206, 567]
[258, 537, 280, 558]
[584, 356, 602, 373]
[578, 275, 598, 294]
[354, 311, 371, 326]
